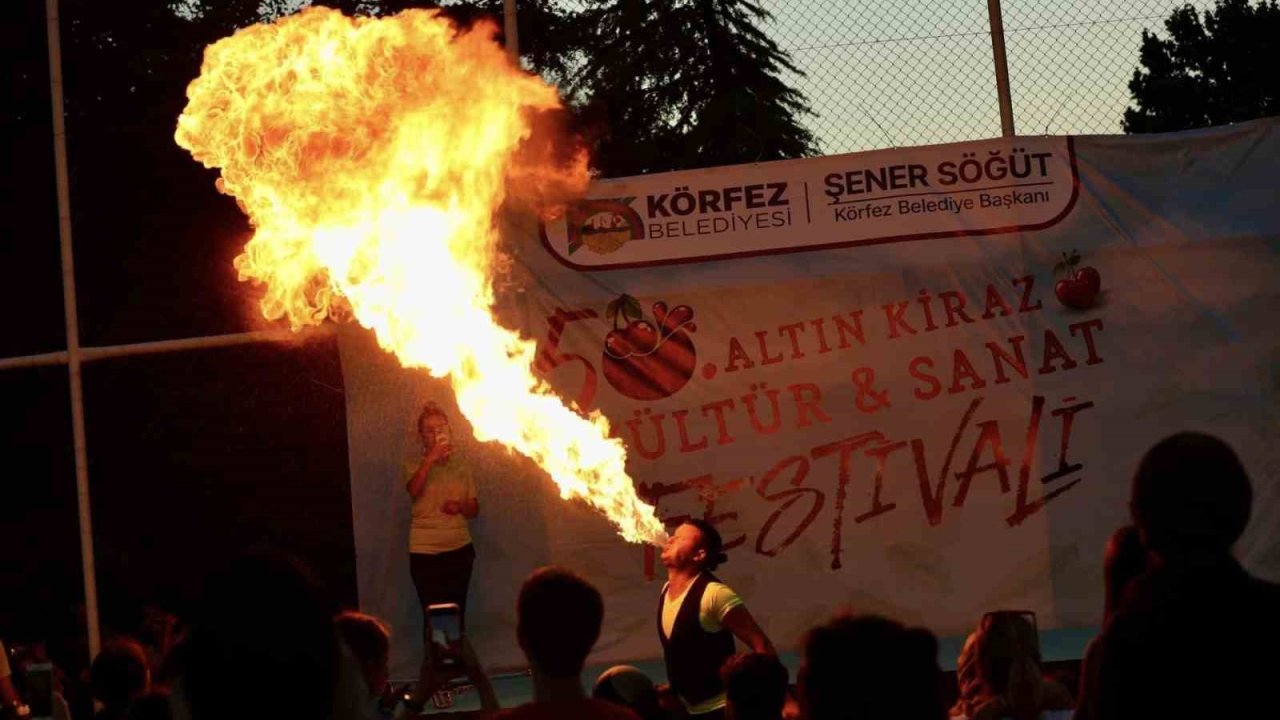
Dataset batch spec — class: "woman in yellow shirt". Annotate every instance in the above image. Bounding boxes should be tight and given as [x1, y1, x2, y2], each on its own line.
[406, 402, 478, 587]
[404, 401, 487, 710]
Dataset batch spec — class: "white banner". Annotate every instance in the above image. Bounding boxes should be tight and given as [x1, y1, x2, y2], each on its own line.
[540, 137, 1076, 268]
[342, 119, 1280, 677]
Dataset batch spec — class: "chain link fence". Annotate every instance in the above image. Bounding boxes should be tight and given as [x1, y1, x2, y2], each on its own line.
[770, 0, 1217, 154]
[548, 0, 1216, 155]
[772, 0, 1001, 153]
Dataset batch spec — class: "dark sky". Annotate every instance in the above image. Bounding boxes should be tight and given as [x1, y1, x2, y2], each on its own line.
[3, 0, 66, 358]
[0, 0, 364, 662]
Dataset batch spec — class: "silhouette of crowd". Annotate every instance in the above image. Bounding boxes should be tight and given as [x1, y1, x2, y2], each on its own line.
[3, 432, 1276, 720]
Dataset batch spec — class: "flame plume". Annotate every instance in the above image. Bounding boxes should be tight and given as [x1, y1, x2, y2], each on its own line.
[176, 7, 665, 544]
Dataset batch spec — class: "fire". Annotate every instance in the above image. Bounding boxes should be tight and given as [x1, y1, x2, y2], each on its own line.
[175, 7, 666, 545]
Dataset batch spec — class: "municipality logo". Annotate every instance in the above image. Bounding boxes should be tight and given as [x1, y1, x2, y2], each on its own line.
[565, 197, 645, 256]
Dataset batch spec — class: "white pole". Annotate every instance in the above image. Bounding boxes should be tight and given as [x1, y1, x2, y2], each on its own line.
[0, 350, 70, 371]
[504, 0, 519, 62]
[45, 0, 101, 660]
[79, 327, 332, 361]
[0, 327, 334, 371]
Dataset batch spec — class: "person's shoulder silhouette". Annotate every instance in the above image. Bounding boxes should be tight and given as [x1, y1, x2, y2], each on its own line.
[1096, 432, 1280, 718]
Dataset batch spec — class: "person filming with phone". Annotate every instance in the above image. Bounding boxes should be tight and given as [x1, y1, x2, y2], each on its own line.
[403, 401, 494, 713]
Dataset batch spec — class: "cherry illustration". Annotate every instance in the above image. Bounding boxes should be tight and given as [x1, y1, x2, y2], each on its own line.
[1053, 249, 1102, 310]
[605, 320, 658, 357]
[1075, 265, 1101, 296]
[602, 295, 698, 400]
[655, 302, 696, 335]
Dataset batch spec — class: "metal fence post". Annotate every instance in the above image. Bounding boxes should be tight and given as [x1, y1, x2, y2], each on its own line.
[987, 0, 1016, 137]
[504, 0, 519, 61]
[44, 0, 102, 661]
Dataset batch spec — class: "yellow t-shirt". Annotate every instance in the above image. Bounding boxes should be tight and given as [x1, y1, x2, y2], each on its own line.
[406, 457, 476, 554]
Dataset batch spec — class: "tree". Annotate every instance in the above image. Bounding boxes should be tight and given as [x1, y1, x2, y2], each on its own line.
[375, 0, 586, 87]
[1124, 0, 1280, 133]
[572, 0, 818, 176]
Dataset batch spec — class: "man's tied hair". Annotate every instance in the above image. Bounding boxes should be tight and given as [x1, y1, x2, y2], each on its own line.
[685, 518, 729, 571]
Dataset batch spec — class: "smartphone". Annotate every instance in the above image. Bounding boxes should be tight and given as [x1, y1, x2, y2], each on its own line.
[427, 603, 463, 652]
[24, 662, 54, 720]
[432, 424, 452, 452]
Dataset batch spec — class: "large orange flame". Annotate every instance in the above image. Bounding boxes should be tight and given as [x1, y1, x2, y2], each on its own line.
[175, 7, 665, 545]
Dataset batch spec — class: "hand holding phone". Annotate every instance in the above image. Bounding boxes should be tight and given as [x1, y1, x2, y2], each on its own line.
[426, 425, 452, 464]
[426, 603, 463, 660]
[24, 663, 54, 720]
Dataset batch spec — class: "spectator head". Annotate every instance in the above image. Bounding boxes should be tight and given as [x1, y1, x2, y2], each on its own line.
[1130, 432, 1251, 558]
[721, 652, 788, 720]
[661, 519, 728, 573]
[800, 614, 945, 720]
[90, 639, 150, 708]
[1103, 525, 1148, 619]
[333, 611, 391, 698]
[976, 611, 1042, 720]
[180, 551, 339, 720]
[592, 665, 662, 720]
[517, 567, 603, 679]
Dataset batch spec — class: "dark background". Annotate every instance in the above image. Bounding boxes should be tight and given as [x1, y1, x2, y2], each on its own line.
[1, 0, 360, 674]
[4, 0, 1270, 681]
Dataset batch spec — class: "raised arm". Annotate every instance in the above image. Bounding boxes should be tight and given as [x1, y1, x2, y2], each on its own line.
[406, 443, 448, 498]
